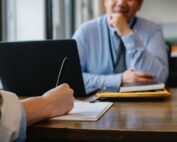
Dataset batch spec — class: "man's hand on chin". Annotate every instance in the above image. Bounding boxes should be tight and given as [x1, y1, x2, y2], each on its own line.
[108, 13, 132, 36]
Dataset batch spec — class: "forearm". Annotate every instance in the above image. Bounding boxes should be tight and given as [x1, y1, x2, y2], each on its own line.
[122, 31, 169, 82]
[131, 50, 168, 82]
[83, 72, 122, 93]
[21, 96, 51, 126]
[21, 84, 74, 126]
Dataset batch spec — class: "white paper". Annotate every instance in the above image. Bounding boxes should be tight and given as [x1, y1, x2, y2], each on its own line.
[51, 101, 113, 121]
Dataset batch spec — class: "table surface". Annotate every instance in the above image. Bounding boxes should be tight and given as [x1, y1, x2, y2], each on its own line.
[26, 88, 177, 142]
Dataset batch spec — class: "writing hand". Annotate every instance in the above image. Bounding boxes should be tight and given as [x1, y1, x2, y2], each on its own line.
[43, 83, 74, 117]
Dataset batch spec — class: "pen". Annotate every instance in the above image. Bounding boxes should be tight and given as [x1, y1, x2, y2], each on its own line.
[55, 57, 68, 87]
[90, 97, 100, 103]
[90, 99, 100, 103]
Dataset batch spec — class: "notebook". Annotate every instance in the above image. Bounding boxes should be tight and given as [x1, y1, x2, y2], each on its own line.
[96, 82, 170, 98]
[0, 40, 86, 97]
[119, 82, 165, 92]
[96, 89, 170, 98]
[51, 101, 113, 121]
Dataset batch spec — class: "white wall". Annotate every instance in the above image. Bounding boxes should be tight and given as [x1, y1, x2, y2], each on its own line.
[16, 0, 45, 40]
[138, 0, 177, 23]
[137, 0, 177, 39]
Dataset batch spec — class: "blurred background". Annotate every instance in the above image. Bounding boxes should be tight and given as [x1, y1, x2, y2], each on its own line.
[1, 0, 177, 42]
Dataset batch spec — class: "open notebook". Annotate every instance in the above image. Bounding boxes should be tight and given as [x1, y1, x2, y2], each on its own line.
[51, 101, 113, 121]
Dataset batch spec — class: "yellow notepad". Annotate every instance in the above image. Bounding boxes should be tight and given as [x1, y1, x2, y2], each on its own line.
[96, 89, 170, 98]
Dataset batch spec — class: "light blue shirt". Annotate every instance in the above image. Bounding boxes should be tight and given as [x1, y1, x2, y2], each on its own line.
[73, 14, 169, 94]
[15, 105, 27, 142]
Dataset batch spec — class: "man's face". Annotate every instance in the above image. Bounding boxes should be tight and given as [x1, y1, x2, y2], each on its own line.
[105, 0, 143, 21]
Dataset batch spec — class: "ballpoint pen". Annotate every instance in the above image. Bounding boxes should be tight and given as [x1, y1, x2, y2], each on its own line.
[55, 57, 68, 87]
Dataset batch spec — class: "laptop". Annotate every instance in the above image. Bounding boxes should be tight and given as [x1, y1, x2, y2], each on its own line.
[0, 40, 86, 97]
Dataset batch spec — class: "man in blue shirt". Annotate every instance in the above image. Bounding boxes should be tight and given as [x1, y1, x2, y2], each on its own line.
[73, 0, 168, 93]
[0, 83, 74, 142]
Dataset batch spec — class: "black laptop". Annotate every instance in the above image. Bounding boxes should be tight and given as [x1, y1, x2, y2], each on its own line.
[0, 40, 86, 97]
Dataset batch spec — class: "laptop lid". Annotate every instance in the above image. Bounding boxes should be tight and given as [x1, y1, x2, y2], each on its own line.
[0, 40, 86, 97]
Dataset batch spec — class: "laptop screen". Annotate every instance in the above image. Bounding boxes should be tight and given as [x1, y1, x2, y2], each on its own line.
[0, 40, 86, 97]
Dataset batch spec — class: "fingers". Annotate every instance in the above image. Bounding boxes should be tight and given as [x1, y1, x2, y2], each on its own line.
[108, 13, 131, 36]
[122, 69, 155, 83]
[44, 83, 74, 99]
[134, 77, 155, 83]
[56, 83, 74, 95]
[134, 71, 155, 83]
[108, 16, 125, 30]
[45, 83, 74, 117]
[56, 83, 70, 89]
[111, 1, 117, 10]
[135, 72, 154, 79]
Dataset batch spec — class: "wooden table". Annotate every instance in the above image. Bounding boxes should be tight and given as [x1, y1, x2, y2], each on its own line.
[26, 88, 177, 142]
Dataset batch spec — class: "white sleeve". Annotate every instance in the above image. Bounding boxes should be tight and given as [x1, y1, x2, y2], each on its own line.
[0, 91, 21, 142]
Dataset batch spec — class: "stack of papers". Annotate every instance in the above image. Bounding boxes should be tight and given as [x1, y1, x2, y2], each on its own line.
[96, 82, 170, 98]
[119, 82, 165, 92]
[51, 101, 113, 121]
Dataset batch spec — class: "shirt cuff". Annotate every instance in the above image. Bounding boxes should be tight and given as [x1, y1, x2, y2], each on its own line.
[122, 31, 142, 51]
[102, 74, 122, 91]
[15, 105, 27, 142]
